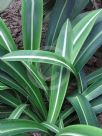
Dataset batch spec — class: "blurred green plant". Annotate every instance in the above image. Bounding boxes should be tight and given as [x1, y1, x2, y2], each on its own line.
[0, 0, 102, 136]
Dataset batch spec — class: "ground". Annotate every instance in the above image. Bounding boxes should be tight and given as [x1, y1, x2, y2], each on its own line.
[0, 0, 102, 131]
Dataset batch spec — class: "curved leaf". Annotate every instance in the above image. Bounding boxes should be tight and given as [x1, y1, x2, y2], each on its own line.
[42, 122, 59, 133]
[0, 82, 9, 91]
[87, 68, 102, 84]
[0, 70, 25, 94]
[0, 91, 40, 122]
[0, 61, 47, 119]
[1, 50, 76, 75]
[23, 62, 49, 97]
[83, 78, 102, 101]
[0, 18, 17, 51]
[9, 104, 27, 119]
[91, 95, 102, 114]
[0, 119, 48, 136]
[67, 94, 98, 126]
[58, 125, 102, 136]
[75, 22, 102, 71]
[72, 9, 102, 63]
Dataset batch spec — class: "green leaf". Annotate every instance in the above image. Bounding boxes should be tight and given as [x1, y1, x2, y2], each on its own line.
[0, 0, 13, 13]
[87, 68, 102, 84]
[91, 96, 102, 114]
[61, 107, 74, 121]
[59, 118, 64, 129]
[47, 20, 72, 124]
[1, 61, 47, 119]
[0, 70, 25, 94]
[22, 0, 43, 50]
[61, 94, 102, 122]
[46, 0, 75, 50]
[77, 70, 87, 92]
[0, 91, 21, 107]
[0, 50, 48, 117]
[67, 94, 98, 126]
[0, 105, 11, 119]
[58, 125, 102, 136]
[74, 22, 102, 72]
[0, 82, 9, 91]
[42, 122, 59, 133]
[9, 104, 27, 119]
[1, 50, 76, 75]
[0, 119, 48, 136]
[0, 19, 48, 118]
[0, 18, 17, 51]
[0, 91, 40, 122]
[70, 0, 89, 20]
[55, 19, 73, 62]
[83, 78, 102, 101]
[72, 9, 102, 63]
[72, 9, 102, 26]
[22, 62, 49, 97]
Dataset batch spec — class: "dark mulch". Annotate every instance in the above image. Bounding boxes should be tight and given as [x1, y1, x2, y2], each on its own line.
[0, 0, 22, 48]
[0, 0, 102, 129]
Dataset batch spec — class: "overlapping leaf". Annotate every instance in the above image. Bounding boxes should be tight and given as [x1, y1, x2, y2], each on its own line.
[0, 18, 48, 119]
[83, 78, 102, 101]
[1, 50, 75, 74]
[0, 120, 48, 136]
[9, 104, 27, 119]
[75, 22, 102, 71]
[0, 82, 9, 91]
[72, 9, 102, 63]
[47, 20, 72, 124]
[0, 91, 40, 121]
[87, 68, 102, 84]
[68, 94, 98, 126]
[58, 125, 102, 136]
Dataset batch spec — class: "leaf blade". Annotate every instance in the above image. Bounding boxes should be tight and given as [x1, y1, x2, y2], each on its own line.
[72, 9, 102, 63]
[22, 0, 43, 50]
[67, 94, 98, 126]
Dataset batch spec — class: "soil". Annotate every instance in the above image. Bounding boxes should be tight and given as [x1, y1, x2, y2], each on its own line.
[0, 0, 102, 130]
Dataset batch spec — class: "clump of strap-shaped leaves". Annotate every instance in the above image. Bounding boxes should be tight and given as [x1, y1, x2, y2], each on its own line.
[0, 0, 102, 135]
